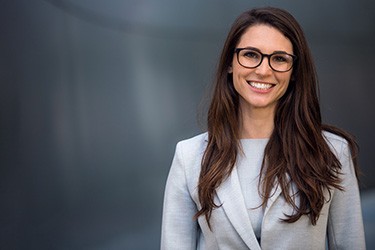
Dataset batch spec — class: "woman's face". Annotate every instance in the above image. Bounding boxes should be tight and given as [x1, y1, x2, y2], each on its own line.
[230, 24, 293, 114]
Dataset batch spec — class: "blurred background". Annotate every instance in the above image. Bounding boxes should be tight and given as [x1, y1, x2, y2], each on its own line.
[1, 0, 374, 249]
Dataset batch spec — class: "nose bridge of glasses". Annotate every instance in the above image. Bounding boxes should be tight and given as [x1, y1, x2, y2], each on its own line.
[257, 53, 273, 70]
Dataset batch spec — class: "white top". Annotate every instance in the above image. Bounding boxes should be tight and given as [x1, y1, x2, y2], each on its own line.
[236, 138, 269, 242]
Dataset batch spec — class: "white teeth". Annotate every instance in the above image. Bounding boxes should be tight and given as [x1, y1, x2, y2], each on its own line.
[249, 81, 273, 90]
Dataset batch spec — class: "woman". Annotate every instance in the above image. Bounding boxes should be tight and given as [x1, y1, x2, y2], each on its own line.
[161, 7, 365, 250]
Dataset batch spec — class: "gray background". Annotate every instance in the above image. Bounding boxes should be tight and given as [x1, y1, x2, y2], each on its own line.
[1, 0, 374, 249]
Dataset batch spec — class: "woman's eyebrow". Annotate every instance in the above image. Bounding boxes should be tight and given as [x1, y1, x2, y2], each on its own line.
[272, 50, 291, 54]
[241, 46, 260, 51]
[240, 46, 291, 54]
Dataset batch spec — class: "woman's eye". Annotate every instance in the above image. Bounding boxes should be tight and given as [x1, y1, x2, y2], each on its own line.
[243, 51, 260, 59]
[272, 55, 288, 63]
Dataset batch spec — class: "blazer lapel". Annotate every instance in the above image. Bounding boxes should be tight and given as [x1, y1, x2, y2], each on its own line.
[263, 181, 283, 217]
[263, 174, 294, 218]
[216, 166, 261, 250]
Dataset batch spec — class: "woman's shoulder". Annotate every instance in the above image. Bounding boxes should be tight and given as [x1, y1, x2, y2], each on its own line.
[177, 132, 208, 145]
[323, 130, 348, 144]
[322, 130, 350, 156]
[175, 132, 208, 160]
[174, 132, 208, 179]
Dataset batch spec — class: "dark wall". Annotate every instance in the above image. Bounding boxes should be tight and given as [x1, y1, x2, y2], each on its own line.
[1, 0, 374, 249]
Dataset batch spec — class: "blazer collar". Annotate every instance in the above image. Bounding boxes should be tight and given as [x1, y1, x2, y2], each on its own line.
[206, 133, 284, 247]
[263, 180, 283, 218]
[216, 166, 262, 250]
[216, 165, 284, 249]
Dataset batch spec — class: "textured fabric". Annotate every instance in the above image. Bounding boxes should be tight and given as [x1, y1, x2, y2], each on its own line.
[161, 132, 366, 250]
[237, 139, 269, 241]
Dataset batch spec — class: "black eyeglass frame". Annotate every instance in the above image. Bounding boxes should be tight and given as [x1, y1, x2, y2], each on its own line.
[234, 48, 297, 72]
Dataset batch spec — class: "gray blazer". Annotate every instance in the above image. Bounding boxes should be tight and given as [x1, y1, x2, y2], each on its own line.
[161, 132, 365, 250]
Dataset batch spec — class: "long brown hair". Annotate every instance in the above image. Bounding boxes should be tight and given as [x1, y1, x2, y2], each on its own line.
[196, 7, 360, 227]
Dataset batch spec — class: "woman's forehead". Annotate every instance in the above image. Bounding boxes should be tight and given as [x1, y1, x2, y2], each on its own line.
[237, 24, 293, 54]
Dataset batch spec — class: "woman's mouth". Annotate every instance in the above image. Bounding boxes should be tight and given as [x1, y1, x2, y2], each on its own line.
[247, 81, 275, 90]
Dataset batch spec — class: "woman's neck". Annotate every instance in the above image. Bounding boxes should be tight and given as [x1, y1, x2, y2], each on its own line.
[239, 106, 275, 139]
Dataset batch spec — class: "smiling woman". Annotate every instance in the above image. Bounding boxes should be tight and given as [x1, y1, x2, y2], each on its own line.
[161, 7, 366, 250]
[230, 24, 294, 131]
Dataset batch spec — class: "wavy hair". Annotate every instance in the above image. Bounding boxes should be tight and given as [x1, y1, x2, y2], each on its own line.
[195, 7, 360, 227]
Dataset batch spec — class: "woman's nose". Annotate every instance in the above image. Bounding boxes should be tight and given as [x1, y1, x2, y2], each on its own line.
[254, 57, 272, 75]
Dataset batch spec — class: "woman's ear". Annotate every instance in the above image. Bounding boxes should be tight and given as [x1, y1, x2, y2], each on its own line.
[228, 66, 233, 73]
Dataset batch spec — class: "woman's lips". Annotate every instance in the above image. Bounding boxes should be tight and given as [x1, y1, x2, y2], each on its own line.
[247, 81, 275, 90]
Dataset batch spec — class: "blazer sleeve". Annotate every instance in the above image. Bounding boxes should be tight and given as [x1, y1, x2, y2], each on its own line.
[161, 142, 199, 250]
[327, 141, 366, 250]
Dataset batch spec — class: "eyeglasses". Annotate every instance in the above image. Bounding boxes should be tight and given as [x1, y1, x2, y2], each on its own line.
[234, 48, 297, 72]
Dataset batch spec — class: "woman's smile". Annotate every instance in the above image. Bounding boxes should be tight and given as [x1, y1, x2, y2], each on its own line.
[247, 80, 276, 91]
